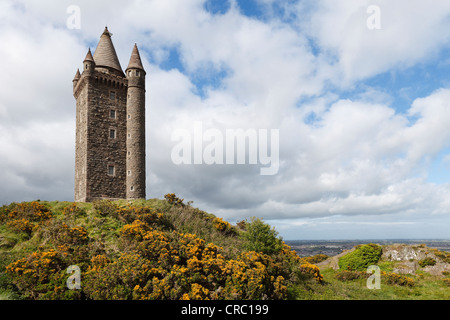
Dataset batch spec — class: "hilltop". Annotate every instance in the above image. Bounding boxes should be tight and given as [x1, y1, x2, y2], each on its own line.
[0, 194, 322, 300]
[0, 195, 448, 300]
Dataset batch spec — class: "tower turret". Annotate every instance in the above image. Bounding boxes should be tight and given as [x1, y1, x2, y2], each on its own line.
[83, 48, 95, 75]
[125, 44, 146, 199]
[72, 68, 81, 91]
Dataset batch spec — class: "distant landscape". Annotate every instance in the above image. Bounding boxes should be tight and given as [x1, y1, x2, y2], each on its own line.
[286, 240, 450, 258]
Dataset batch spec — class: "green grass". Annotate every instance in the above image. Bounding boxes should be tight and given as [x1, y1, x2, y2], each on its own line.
[294, 266, 450, 300]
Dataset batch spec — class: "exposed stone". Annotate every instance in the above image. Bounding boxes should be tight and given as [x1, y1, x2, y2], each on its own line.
[423, 262, 450, 276]
[393, 261, 419, 275]
[381, 244, 431, 262]
[382, 244, 450, 276]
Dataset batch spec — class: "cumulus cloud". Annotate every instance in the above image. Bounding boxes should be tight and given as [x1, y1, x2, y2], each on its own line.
[1, 0, 450, 238]
[295, 0, 450, 85]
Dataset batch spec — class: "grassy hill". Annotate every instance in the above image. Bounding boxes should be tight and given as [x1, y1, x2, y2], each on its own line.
[0, 194, 448, 300]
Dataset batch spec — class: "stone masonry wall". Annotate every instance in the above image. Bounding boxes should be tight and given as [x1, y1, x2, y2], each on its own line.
[126, 70, 146, 199]
[86, 72, 128, 201]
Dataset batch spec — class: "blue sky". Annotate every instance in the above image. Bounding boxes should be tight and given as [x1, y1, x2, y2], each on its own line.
[1, 0, 450, 240]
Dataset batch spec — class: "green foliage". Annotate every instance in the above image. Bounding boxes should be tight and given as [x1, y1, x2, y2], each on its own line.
[3, 197, 448, 300]
[383, 272, 415, 287]
[338, 244, 382, 271]
[241, 217, 283, 255]
[93, 200, 120, 217]
[0, 196, 314, 300]
[303, 254, 329, 264]
[335, 270, 367, 281]
[418, 257, 436, 268]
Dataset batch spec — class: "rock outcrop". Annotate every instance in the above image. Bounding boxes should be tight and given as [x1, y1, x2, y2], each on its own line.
[381, 244, 450, 276]
[317, 243, 450, 276]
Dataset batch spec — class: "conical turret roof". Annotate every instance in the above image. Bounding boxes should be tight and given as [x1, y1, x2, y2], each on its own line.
[83, 48, 94, 63]
[126, 44, 145, 72]
[73, 68, 81, 81]
[93, 27, 124, 74]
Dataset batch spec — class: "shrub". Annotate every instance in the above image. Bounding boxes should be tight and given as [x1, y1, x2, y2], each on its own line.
[57, 224, 89, 247]
[335, 270, 366, 281]
[213, 217, 230, 232]
[418, 257, 436, 268]
[303, 254, 329, 264]
[443, 278, 450, 287]
[120, 219, 152, 241]
[84, 253, 156, 300]
[2, 200, 307, 300]
[5, 249, 70, 299]
[338, 244, 382, 271]
[164, 193, 185, 207]
[384, 272, 415, 287]
[93, 200, 119, 217]
[0, 201, 52, 225]
[241, 217, 283, 255]
[6, 219, 34, 237]
[62, 203, 86, 218]
[299, 262, 324, 283]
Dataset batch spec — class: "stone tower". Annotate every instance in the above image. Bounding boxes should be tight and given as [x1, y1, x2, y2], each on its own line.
[73, 27, 146, 202]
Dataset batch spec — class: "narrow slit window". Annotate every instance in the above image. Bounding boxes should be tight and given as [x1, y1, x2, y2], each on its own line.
[130, 186, 134, 191]
[110, 109, 116, 119]
[127, 170, 131, 176]
[110, 91, 116, 100]
[109, 129, 116, 139]
[108, 166, 115, 176]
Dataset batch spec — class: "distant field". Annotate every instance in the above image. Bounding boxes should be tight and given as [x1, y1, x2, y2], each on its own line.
[285, 240, 450, 257]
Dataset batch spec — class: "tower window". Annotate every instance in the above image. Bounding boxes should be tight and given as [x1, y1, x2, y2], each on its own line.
[109, 129, 116, 139]
[128, 114, 131, 119]
[128, 170, 131, 176]
[136, 70, 140, 77]
[109, 91, 116, 100]
[108, 165, 115, 176]
[128, 133, 131, 139]
[110, 110, 116, 119]
[130, 186, 134, 191]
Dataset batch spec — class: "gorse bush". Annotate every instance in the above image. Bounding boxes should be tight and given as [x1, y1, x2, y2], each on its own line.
[303, 254, 329, 264]
[0, 196, 322, 300]
[164, 193, 185, 207]
[338, 244, 382, 271]
[299, 262, 324, 283]
[418, 257, 436, 268]
[383, 272, 415, 287]
[0, 201, 53, 239]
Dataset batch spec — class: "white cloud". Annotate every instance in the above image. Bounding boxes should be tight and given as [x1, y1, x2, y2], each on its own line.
[297, 0, 450, 85]
[1, 0, 450, 238]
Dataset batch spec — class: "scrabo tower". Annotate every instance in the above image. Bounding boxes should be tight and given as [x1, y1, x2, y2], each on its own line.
[73, 27, 146, 202]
